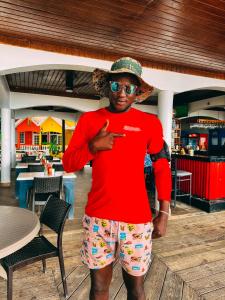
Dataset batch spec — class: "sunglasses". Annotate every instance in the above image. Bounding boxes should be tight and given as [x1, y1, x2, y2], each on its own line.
[109, 81, 138, 95]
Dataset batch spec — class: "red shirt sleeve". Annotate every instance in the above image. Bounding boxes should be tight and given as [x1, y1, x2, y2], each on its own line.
[62, 113, 94, 172]
[147, 116, 171, 202]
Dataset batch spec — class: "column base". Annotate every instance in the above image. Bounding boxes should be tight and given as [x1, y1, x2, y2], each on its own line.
[0, 182, 11, 187]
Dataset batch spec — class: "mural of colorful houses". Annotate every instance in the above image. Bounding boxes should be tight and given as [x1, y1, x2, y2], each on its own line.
[15, 117, 76, 151]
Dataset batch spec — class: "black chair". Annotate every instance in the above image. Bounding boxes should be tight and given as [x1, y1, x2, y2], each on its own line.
[0, 196, 71, 300]
[29, 176, 63, 212]
[53, 164, 64, 172]
[45, 155, 53, 161]
[21, 155, 36, 162]
[28, 164, 45, 172]
[171, 157, 177, 207]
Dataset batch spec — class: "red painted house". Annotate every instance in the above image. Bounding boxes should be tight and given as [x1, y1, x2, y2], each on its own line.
[16, 118, 40, 149]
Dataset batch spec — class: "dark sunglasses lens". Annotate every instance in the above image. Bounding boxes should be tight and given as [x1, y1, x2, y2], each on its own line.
[126, 84, 136, 95]
[110, 81, 120, 92]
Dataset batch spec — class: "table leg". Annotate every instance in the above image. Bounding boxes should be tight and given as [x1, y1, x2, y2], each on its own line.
[63, 179, 75, 219]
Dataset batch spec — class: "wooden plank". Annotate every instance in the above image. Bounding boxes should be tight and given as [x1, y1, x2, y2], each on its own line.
[144, 256, 168, 300]
[162, 250, 225, 272]
[182, 283, 200, 300]
[0, 269, 60, 300]
[159, 239, 225, 259]
[160, 269, 183, 300]
[109, 261, 124, 299]
[188, 272, 225, 296]
[177, 259, 225, 282]
[202, 287, 225, 300]
[57, 265, 89, 299]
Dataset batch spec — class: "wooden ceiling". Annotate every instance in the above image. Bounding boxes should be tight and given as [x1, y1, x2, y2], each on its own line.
[0, 0, 225, 79]
[6, 70, 99, 99]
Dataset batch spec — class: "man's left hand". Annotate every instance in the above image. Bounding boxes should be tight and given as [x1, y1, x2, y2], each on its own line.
[152, 212, 168, 239]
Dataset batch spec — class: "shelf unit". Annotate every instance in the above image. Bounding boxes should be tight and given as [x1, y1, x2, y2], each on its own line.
[171, 118, 181, 152]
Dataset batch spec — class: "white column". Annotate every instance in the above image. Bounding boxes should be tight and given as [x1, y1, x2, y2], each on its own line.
[158, 90, 174, 151]
[155, 90, 174, 211]
[11, 118, 16, 168]
[1, 108, 11, 185]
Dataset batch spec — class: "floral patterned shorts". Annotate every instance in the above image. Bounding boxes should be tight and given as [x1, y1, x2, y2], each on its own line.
[80, 214, 153, 276]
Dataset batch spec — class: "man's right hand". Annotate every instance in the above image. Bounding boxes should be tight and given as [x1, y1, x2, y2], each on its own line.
[88, 120, 125, 154]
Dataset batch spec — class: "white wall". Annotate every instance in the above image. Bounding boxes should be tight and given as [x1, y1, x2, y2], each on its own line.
[15, 109, 80, 121]
[10, 92, 99, 112]
[1, 44, 225, 94]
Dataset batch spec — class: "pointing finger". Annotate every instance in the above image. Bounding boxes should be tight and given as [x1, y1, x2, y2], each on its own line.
[112, 133, 126, 138]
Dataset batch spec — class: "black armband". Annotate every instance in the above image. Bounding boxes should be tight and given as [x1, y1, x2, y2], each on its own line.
[150, 140, 171, 162]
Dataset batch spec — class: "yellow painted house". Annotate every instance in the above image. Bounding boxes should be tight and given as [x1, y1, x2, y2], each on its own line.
[16, 116, 76, 152]
[65, 120, 75, 146]
[33, 116, 76, 147]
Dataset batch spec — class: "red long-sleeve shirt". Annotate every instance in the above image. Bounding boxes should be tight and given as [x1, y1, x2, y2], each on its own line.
[63, 107, 171, 223]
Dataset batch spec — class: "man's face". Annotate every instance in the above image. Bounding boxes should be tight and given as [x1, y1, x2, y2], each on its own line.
[108, 74, 138, 113]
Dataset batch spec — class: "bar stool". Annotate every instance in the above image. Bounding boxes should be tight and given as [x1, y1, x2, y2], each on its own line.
[171, 158, 192, 207]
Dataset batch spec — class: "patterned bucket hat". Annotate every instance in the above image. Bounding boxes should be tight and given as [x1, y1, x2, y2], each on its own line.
[92, 57, 154, 102]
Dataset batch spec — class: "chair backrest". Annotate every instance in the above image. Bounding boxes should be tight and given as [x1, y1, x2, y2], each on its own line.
[46, 155, 53, 161]
[40, 196, 71, 234]
[170, 157, 177, 176]
[22, 155, 36, 162]
[28, 164, 45, 172]
[33, 176, 62, 194]
[53, 164, 64, 171]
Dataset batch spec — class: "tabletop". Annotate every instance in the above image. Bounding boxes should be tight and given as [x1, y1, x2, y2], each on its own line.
[16, 161, 62, 169]
[16, 171, 76, 181]
[0, 206, 40, 259]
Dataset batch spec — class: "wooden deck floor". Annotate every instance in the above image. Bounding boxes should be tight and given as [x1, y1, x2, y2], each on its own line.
[1, 167, 225, 299]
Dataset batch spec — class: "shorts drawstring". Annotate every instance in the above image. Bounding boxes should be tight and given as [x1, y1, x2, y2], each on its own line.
[110, 221, 113, 246]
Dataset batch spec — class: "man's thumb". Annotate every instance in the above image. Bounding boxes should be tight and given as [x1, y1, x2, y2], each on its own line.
[101, 119, 109, 132]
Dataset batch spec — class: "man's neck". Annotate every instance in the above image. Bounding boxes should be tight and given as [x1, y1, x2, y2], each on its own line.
[106, 104, 132, 113]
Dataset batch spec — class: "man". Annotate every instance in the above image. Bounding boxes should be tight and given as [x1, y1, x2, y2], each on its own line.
[63, 57, 171, 300]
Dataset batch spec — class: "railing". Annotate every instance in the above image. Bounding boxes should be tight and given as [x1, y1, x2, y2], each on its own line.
[17, 145, 62, 152]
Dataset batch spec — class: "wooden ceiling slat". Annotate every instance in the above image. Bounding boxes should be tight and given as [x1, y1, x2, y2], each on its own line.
[58, 71, 66, 90]
[54, 71, 65, 91]
[48, 70, 59, 90]
[174, 0, 225, 18]
[36, 70, 45, 89]
[0, 3, 224, 61]
[161, 0, 225, 31]
[33, 71, 39, 89]
[1, 1, 224, 56]
[46, 70, 53, 90]
[42, 70, 50, 88]
[1, 0, 225, 42]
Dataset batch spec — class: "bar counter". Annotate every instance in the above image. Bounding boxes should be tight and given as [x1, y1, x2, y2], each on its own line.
[172, 154, 225, 212]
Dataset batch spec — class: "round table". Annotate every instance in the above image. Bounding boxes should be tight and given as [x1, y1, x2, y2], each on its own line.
[0, 206, 40, 279]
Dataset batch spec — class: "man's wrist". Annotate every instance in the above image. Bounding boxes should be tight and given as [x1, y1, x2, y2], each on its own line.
[88, 141, 97, 154]
[159, 210, 169, 217]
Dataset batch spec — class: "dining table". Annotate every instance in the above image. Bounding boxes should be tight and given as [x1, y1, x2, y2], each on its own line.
[15, 161, 62, 177]
[16, 171, 76, 219]
[0, 206, 40, 279]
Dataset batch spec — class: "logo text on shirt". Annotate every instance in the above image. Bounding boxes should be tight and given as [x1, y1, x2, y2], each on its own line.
[123, 125, 141, 132]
